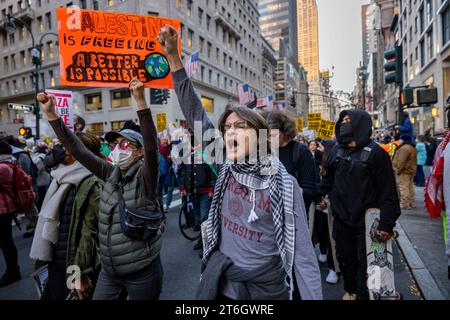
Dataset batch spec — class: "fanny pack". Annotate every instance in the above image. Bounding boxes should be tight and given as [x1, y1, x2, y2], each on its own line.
[116, 184, 162, 241]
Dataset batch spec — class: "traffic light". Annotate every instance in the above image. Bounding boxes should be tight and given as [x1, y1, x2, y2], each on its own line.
[151, 89, 164, 104]
[384, 45, 403, 85]
[290, 95, 296, 108]
[162, 89, 170, 104]
[401, 87, 414, 106]
[19, 127, 26, 136]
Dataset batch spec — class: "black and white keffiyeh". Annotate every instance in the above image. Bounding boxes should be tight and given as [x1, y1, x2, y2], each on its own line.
[202, 155, 296, 296]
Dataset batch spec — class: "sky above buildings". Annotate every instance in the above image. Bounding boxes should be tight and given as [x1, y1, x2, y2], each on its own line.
[317, 0, 369, 93]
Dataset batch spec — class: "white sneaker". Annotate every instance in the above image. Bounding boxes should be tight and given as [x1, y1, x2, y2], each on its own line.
[326, 269, 339, 284]
[318, 253, 327, 263]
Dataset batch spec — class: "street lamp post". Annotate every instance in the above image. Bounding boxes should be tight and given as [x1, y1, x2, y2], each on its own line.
[359, 63, 368, 111]
[3, 13, 58, 138]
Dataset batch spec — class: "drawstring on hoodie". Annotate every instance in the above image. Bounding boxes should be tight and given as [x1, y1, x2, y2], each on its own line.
[248, 188, 259, 223]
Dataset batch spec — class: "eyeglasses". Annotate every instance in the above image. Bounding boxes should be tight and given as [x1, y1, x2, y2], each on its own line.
[108, 141, 132, 151]
[223, 120, 249, 131]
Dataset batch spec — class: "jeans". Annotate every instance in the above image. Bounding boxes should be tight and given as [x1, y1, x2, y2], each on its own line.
[164, 168, 176, 208]
[414, 165, 425, 186]
[333, 218, 368, 300]
[93, 255, 163, 300]
[194, 193, 212, 227]
[0, 214, 19, 274]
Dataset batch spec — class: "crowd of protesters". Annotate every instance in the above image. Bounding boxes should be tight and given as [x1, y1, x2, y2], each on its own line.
[1, 25, 449, 301]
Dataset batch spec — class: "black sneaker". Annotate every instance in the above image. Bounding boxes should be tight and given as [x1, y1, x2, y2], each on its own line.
[0, 270, 22, 288]
[193, 225, 201, 232]
[193, 240, 203, 250]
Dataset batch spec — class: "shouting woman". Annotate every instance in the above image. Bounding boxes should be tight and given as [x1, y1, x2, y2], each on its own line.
[157, 25, 322, 300]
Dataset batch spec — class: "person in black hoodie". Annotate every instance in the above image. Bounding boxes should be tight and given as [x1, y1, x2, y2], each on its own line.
[317, 109, 401, 300]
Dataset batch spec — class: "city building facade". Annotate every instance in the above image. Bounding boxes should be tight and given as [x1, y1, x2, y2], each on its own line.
[0, 0, 267, 136]
[297, 0, 329, 119]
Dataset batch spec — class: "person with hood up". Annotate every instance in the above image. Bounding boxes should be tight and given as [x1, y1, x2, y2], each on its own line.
[393, 134, 417, 209]
[395, 112, 413, 137]
[317, 109, 401, 300]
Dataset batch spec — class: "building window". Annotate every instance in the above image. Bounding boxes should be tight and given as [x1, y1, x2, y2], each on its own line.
[9, 33, 14, 45]
[201, 96, 214, 113]
[199, 36, 204, 53]
[187, 0, 192, 16]
[40, 72, 45, 89]
[20, 50, 26, 66]
[85, 93, 102, 111]
[111, 121, 127, 131]
[49, 70, 55, 87]
[80, 0, 87, 9]
[2, 32, 7, 46]
[86, 123, 104, 136]
[38, 16, 44, 33]
[198, 8, 203, 25]
[147, 11, 159, 16]
[108, 0, 114, 7]
[176, 0, 181, 8]
[111, 89, 132, 108]
[46, 12, 52, 30]
[93, 0, 99, 10]
[208, 69, 212, 83]
[420, 39, 425, 67]
[224, 76, 227, 90]
[48, 41, 54, 60]
[206, 14, 211, 31]
[11, 54, 16, 70]
[188, 29, 193, 48]
[443, 5, 450, 46]
[419, 6, 424, 33]
[201, 65, 205, 82]
[3, 56, 8, 73]
[426, 29, 434, 60]
[425, 0, 432, 23]
[207, 42, 212, 58]
[13, 80, 18, 94]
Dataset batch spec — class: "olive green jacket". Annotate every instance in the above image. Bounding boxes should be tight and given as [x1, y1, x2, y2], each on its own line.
[66, 175, 103, 276]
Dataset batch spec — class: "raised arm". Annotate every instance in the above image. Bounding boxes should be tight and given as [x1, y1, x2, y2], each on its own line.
[129, 79, 159, 200]
[37, 92, 113, 181]
[158, 25, 216, 135]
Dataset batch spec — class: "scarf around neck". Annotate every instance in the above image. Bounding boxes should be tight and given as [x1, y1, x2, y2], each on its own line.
[30, 161, 92, 262]
[202, 155, 296, 297]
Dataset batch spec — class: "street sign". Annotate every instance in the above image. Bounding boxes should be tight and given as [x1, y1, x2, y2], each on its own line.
[13, 118, 24, 124]
[7, 103, 34, 112]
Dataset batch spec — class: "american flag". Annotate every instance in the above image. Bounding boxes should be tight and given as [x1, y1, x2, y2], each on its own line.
[277, 102, 286, 110]
[264, 95, 274, 109]
[237, 83, 251, 105]
[184, 52, 199, 78]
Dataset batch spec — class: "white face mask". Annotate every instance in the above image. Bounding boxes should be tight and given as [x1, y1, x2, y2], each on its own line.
[110, 146, 135, 169]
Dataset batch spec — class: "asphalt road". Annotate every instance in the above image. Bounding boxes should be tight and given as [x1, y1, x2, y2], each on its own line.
[0, 191, 422, 300]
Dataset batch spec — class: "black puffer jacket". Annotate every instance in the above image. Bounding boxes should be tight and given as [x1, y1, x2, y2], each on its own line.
[318, 109, 401, 233]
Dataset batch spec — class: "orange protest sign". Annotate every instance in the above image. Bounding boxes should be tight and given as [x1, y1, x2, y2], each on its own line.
[57, 8, 181, 88]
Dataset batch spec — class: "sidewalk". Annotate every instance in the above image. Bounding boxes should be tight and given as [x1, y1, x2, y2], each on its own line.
[396, 186, 449, 299]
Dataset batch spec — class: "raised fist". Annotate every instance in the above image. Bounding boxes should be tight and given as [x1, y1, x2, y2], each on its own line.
[37, 92, 56, 115]
[157, 24, 179, 56]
